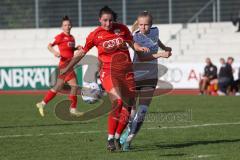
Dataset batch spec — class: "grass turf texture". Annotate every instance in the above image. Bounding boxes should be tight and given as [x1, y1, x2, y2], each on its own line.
[0, 94, 240, 160]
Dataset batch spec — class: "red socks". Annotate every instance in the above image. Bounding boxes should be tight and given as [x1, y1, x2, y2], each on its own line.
[69, 95, 77, 109]
[116, 107, 130, 135]
[43, 90, 77, 109]
[43, 90, 57, 104]
[108, 99, 123, 135]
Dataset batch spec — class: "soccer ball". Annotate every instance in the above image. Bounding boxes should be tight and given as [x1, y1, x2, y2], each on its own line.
[81, 82, 102, 104]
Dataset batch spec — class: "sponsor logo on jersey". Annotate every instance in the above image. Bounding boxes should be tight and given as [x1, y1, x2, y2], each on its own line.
[114, 29, 121, 35]
[102, 38, 124, 50]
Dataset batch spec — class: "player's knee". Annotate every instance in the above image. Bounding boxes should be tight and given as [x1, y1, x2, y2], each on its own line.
[111, 99, 123, 116]
[70, 85, 78, 90]
[70, 85, 78, 94]
[52, 85, 62, 92]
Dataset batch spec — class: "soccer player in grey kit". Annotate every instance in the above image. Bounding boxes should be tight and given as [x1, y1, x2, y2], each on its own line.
[120, 11, 172, 151]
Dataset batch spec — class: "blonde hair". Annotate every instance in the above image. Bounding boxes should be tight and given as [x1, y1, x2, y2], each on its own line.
[131, 20, 139, 33]
[131, 11, 153, 33]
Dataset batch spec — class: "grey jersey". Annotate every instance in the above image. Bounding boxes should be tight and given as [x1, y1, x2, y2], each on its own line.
[133, 27, 159, 81]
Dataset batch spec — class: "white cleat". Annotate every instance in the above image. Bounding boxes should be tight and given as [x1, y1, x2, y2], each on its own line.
[236, 92, 240, 96]
[70, 108, 84, 116]
[217, 91, 226, 96]
[36, 102, 45, 117]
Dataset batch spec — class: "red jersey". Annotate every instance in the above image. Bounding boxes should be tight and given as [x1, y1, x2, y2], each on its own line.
[51, 32, 75, 67]
[82, 23, 133, 70]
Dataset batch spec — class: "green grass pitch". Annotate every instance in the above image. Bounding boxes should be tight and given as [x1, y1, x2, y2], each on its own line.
[0, 94, 240, 160]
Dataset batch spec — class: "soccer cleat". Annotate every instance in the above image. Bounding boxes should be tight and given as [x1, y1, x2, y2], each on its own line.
[36, 102, 45, 117]
[217, 91, 226, 96]
[120, 129, 129, 145]
[107, 139, 116, 152]
[70, 108, 84, 116]
[114, 138, 121, 150]
[122, 141, 131, 152]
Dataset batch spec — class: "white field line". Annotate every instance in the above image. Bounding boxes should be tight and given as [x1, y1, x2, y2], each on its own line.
[146, 121, 240, 130]
[188, 154, 217, 159]
[1, 121, 240, 139]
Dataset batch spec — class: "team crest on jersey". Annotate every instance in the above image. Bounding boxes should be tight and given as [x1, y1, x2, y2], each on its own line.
[97, 35, 103, 39]
[114, 29, 121, 35]
[68, 42, 75, 48]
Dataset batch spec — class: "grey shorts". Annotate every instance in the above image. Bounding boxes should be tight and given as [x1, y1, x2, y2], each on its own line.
[135, 79, 158, 90]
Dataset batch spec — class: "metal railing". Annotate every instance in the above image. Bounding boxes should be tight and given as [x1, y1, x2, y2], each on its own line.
[187, 0, 220, 23]
[1, 0, 239, 29]
[165, 0, 221, 61]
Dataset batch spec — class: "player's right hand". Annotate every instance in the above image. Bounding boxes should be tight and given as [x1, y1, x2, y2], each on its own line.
[140, 47, 150, 53]
[54, 52, 60, 58]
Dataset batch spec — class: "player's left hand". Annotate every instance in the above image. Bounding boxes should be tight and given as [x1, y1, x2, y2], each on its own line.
[76, 45, 83, 50]
[59, 68, 67, 75]
[165, 47, 172, 52]
[74, 49, 85, 57]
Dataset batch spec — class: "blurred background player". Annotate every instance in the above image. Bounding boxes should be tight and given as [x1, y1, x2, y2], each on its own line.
[234, 63, 240, 95]
[231, 11, 240, 32]
[120, 11, 172, 151]
[217, 57, 234, 95]
[199, 58, 217, 95]
[36, 16, 81, 117]
[226, 57, 235, 95]
[60, 6, 149, 151]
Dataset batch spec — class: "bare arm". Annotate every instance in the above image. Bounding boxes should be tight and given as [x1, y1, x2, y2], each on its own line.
[74, 45, 83, 51]
[127, 41, 150, 53]
[134, 42, 150, 53]
[138, 51, 172, 61]
[48, 44, 60, 57]
[60, 49, 86, 75]
[158, 39, 172, 51]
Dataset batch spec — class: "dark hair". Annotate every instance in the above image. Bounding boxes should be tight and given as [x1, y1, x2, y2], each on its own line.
[228, 57, 234, 61]
[61, 15, 72, 25]
[99, 6, 117, 22]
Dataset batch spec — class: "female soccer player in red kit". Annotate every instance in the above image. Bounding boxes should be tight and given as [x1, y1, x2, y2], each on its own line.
[60, 6, 149, 151]
[36, 16, 81, 117]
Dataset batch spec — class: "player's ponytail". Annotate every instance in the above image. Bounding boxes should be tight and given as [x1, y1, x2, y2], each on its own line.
[132, 20, 138, 33]
[132, 11, 153, 33]
[99, 6, 118, 22]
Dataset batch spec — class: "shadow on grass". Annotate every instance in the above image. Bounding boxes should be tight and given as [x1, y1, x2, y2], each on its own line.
[129, 138, 240, 156]
[158, 139, 240, 149]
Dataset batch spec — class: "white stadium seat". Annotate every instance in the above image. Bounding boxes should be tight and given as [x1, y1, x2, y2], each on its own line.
[0, 22, 239, 66]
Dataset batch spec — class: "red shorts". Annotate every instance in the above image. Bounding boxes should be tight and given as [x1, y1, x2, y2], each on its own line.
[58, 69, 76, 82]
[58, 59, 76, 82]
[100, 69, 135, 98]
